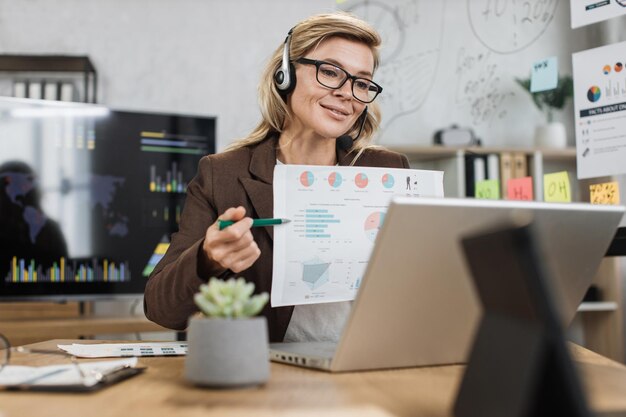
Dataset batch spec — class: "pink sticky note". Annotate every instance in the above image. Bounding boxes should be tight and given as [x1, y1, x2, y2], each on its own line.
[507, 177, 534, 201]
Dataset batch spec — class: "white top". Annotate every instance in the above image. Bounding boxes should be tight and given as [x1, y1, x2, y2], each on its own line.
[283, 301, 352, 342]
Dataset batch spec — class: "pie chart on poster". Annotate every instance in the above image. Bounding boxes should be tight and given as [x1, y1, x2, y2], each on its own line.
[382, 173, 395, 189]
[328, 172, 342, 188]
[587, 86, 601, 103]
[300, 171, 315, 187]
[355, 173, 369, 188]
[364, 211, 385, 242]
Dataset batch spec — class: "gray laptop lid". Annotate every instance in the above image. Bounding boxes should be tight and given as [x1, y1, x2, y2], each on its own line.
[328, 197, 624, 372]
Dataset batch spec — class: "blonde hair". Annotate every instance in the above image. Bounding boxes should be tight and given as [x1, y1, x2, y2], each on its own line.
[225, 12, 382, 153]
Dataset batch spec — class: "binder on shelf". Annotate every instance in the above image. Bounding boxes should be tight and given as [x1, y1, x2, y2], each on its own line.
[465, 154, 488, 197]
[43, 81, 58, 101]
[28, 81, 42, 99]
[60, 82, 75, 102]
[499, 152, 513, 198]
[512, 152, 528, 178]
[487, 154, 500, 181]
[13, 81, 27, 98]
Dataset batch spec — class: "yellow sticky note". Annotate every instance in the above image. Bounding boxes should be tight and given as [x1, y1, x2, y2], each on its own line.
[475, 179, 500, 200]
[543, 171, 571, 202]
[590, 181, 620, 205]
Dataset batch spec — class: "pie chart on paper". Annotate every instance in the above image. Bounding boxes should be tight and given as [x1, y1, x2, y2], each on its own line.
[300, 171, 315, 187]
[364, 211, 385, 242]
[355, 173, 369, 189]
[381, 173, 395, 189]
[328, 172, 342, 188]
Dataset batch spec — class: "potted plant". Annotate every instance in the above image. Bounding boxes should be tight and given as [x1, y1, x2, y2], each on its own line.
[184, 277, 270, 388]
[516, 75, 573, 148]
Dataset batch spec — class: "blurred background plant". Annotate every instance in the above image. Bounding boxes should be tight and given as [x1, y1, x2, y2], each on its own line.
[516, 75, 574, 123]
[194, 277, 269, 319]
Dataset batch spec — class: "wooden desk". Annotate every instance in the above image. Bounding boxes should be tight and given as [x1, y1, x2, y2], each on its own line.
[1, 340, 626, 417]
[0, 318, 169, 346]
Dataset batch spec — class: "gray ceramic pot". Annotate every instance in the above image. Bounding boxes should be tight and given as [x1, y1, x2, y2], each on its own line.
[184, 316, 270, 388]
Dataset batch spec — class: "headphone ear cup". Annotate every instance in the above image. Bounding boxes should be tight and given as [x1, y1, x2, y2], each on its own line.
[277, 63, 297, 97]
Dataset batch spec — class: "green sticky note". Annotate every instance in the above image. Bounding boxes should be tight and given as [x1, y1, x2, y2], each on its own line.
[475, 179, 500, 200]
[543, 171, 571, 202]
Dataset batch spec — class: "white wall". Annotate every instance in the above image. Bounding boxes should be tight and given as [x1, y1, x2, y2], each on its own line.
[0, 0, 620, 149]
[0, 0, 335, 150]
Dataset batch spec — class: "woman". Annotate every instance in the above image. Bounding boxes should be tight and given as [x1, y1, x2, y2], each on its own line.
[144, 12, 409, 343]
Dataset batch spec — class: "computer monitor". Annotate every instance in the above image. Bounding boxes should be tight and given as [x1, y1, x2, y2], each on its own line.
[0, 97, 215, 300]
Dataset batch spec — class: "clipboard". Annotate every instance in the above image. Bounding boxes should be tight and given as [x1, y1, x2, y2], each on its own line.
[3, 366, 147, 392]
[0, 361, 145, 393]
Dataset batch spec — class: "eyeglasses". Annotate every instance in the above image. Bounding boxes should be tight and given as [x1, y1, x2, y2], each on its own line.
[296, 58, 383, 103]
[0, 333, 94, 386]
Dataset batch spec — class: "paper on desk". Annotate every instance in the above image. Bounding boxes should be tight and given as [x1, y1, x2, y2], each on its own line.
[0, 358, 137, 387]
[58, 342, 188, 358]
[272, 164, 444, 307]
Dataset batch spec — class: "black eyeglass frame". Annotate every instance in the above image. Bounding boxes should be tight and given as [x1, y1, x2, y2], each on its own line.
[295, 57, 383, 103]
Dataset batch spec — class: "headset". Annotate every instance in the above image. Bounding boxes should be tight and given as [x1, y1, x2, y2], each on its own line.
[274, 27, 369, 152]
[274, 28, 296, 95]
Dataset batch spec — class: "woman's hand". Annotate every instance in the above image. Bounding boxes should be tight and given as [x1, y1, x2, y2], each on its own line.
[202, 206, 261, 273]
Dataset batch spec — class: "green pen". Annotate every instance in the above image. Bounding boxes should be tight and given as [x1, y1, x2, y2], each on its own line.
[218, 218, 291, 231]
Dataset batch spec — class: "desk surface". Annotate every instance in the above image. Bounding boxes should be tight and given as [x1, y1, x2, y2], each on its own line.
[2, 340, 626, 417]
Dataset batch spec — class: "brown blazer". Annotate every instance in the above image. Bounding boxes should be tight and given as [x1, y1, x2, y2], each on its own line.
[144, 135, 410, 342]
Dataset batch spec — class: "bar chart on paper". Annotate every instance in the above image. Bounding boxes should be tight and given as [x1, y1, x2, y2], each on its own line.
[293, 209, 341, 239]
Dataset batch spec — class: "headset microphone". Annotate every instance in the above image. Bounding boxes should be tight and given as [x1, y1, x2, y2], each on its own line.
[336, 107, 368, 151]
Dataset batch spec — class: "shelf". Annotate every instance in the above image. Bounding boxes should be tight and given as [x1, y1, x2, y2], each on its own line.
[386, 145, 576, 161]
[0, 54, 97, 103]
[0, 55, 96, 73]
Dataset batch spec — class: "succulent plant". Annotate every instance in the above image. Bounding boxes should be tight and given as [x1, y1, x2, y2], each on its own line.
[194, 277, 269, 319]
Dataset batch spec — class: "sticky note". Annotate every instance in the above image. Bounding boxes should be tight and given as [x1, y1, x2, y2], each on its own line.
[507, 177, 534, 201]
[530, 56, 558, 93]
[543, 171, 571, 202]
[590, 181, 620, 205]
[475, 179, 500, 200]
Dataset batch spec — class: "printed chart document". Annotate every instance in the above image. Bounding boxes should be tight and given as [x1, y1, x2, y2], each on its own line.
[58, 342, 188, 358]
[570, 0, 626, 29]
[272, 164, 444, 307]
[573, 41, 626, 179]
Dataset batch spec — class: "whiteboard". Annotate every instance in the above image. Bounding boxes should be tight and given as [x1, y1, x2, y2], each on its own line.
[339, 0, 586, 148]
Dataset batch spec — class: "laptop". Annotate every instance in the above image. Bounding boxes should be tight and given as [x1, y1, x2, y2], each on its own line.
[269, 197, 625, 372]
